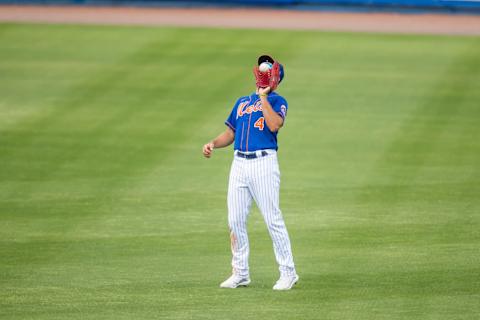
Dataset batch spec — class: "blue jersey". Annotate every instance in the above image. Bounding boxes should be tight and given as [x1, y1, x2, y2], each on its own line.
[225, 92, 288, 152]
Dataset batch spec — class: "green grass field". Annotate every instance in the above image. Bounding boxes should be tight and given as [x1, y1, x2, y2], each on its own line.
[1, 23, 479, 319]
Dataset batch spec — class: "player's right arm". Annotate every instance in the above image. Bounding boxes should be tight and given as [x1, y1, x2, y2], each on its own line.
[203, 97, 242, 158]
[202, 127, 235, 158]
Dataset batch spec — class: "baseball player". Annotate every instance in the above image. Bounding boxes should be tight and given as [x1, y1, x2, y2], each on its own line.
[202, 55, 298, 290]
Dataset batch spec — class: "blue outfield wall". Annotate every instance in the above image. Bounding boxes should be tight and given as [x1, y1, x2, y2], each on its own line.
[1, 0, 480, 13]
[301, 0, 480, 12]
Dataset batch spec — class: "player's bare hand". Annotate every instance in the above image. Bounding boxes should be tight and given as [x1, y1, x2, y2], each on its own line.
[258, 86, 271, 96]
[203, 142, 215, 158]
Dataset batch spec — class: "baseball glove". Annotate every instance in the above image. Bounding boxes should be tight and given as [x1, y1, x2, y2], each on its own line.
[253, 61, 281, 91]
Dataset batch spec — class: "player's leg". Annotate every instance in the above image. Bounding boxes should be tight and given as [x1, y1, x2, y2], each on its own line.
[248, 153, 297, 282]
[222, 158, 253, 288]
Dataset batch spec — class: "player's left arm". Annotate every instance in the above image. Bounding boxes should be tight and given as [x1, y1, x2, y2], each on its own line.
[259, 87, 284, 132]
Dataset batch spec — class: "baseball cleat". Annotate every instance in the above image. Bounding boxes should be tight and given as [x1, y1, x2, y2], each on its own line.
[273, 274, 299, 290]
[219, 275, 251, 288]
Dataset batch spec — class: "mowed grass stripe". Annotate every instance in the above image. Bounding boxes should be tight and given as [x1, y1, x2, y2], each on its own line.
[354, 40, 480, 201]
[0, 24, 479, 320]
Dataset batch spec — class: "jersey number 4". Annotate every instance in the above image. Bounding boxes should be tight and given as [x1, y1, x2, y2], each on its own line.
[254, 117, 265, 131]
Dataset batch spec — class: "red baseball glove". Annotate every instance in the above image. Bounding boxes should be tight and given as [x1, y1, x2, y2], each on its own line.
[253, 61, 281, 91]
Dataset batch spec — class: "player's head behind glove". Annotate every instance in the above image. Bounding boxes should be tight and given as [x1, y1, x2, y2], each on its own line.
[253, 54, 284, 92]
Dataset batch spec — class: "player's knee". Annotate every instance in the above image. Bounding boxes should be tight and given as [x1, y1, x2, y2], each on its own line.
[264, 215, 284, 230]
[228, 216, 245, 229]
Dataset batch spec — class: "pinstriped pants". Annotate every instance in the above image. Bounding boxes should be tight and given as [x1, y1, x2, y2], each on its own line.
[227, 150, 296, 278]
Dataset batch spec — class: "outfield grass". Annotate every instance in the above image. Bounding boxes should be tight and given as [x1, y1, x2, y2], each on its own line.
[0, 23, 479, 319]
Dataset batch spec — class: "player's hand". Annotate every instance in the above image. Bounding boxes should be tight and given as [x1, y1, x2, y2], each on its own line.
[203, 142, 215, 158]
[258, 86, 271, 96]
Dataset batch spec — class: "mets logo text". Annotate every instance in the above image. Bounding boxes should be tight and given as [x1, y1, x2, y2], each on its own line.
[237, 100, 262, 118]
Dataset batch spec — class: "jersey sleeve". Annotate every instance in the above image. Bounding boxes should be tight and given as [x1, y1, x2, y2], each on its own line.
[271, 96, 288, 120]
[225, 99, 239, 132]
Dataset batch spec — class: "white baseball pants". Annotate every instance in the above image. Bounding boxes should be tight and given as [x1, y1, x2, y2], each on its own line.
[227, 149, 296, 278]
